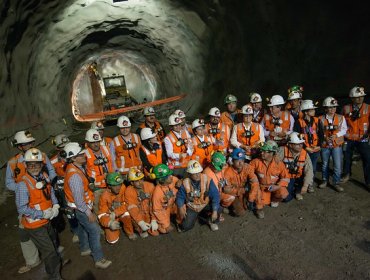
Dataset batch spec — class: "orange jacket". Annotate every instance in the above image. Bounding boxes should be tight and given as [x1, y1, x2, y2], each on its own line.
[165, 130, 191, 168]
[223, 164, 259, 196]
[297, 117, 319, 147]
[249, 158, 289, 201]
[8, 153, 47, 183]
[50, 153, 67, 177]
[85, 146, 113, 188]
[140, 145, 163, 175]
[221, 110, 242, 129]
[205, 122, 230, 153]
[319, 114, 345, 148]
[98, 186, 129, 227]
[191, 135, 214, 167]
[112, 133, 142, 174]
[183, 174, 211, 212]
[203, 166, 228, 193]
[125, 181, 155, 223]
[139, 121, 166, 142]
[20, 173, 53, 229]
[263, 111, 291, 139]
[235, 122, 262, 154]
[282, 146, 307, 178]
[64, 164, 94, 210]
[343, 103, 369, 141]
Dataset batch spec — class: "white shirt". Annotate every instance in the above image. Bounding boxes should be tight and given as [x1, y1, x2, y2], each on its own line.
[230, 123, 265, 148]
[164, 130, 193, 160]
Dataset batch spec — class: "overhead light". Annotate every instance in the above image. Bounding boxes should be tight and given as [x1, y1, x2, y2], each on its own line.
[113, 0, 128, 2]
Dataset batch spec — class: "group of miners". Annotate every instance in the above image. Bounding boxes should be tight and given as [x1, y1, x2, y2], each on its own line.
[5, 85, 369, 279]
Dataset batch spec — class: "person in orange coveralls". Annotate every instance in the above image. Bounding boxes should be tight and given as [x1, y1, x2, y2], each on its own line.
[191, 118, 214, 168]
[125, 168, 159, 238]
[248, 140, 290, 219]
[151, 164, 182, 234]
[98, 172, 136, 243]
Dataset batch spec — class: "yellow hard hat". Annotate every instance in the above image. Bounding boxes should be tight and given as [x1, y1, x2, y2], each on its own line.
[128, 168, 144, 181]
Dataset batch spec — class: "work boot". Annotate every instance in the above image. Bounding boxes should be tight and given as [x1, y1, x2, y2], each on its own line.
[209, 223, 219, 231]
[80, 249, 91, 257]
[95, 258, 112, 269]
[255, 209, 265, 219]
[334, 184, 344, 192]
[139, 231, 149, 238]
[295, 193, 303, 201]
[57, 246, 64, 254]
[270, 202, 279, 208]
[307, 185, 315, 193]
[72, 234, 79, 243]
[18, 259, 41, 274]
[318, 180, 327, 189]
[128, 233, 138, 240]
[222, 207, 230, 214]
[340, 174, 350, 183]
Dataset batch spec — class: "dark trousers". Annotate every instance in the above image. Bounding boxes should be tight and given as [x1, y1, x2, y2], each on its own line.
[25, 223, 62, 280]
[343, 140, 370, 184]
[308, 151, 320, 175]
[180, 204, 221, 232]
[284, 178, 304, 202]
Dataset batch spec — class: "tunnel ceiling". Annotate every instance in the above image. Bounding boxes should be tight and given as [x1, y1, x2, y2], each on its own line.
[0, 0, 369, 166]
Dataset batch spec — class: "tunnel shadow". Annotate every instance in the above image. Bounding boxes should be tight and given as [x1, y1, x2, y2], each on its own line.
[77, 270, 97, 280]
[231, 254, 274, 280]
[355, 220, 370, 255]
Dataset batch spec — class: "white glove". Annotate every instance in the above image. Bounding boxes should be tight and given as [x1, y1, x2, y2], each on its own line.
[43, 208, 53, 220]
[151, 220, 159, 231]
[50, 204, 60, 220]
[138, 220, 151, 231]
[110, 212, 116, 220]
[108, 220, 121, 231]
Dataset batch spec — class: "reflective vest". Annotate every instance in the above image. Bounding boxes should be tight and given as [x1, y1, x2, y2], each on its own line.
[263, 111, 291, 139]
[343, 103, 369, 141]
[183, 174, 210, 212]
[50, 153, 67, 177]
[165, 130, 191, 168]
[126, 182, 155, 223]
[235, 122, 261, 150]
[203, 166, 228, 194]
[250, 158, 290, 188]
[64, 164, 94, 210]
[205, 122, 230, 153]
[221, 110, 241, 129]
[112, 133, 142, 174]
[283, 146, 307, 178]
[21, 173, 53, 229]
[191, 135, 214, 167]
[297, 117, 319, 147]
[319, 114, 345, 148]
[8, 153, 47, 183]
[141, 145, 163, 174]
[139, 121, 165, 142]
[85, 146, 113, 188]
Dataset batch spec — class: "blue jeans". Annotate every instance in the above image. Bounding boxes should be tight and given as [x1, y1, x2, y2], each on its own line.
[284, 178, 303, 202]
[308, 151, 320, 175]
[343, 140, 370, 184]
[321, 147, 342, 185]
[75, 210, 104, 262]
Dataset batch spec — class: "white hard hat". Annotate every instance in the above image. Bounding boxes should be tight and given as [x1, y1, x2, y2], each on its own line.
[85, 129, 102, 142]
[323, 97, 338, 107]
[241, 104, 253, 115]
[117, 116, 131, 128]
[349, 86, 366, 98]
[169, 114, 182, 126]
[268, 95, 285, 106]
[143, 107, 156, 116]
[208, 107, 221, 117]
[140, 128, 157, 141]
[91, 121, 105, 130]
[174, 109, 186, 118]
[301, 100, 317, 111]
[24, 148, 43, 162]
[52, 134, 70, 148]
[186, 160, 203, 174]
[192, 119, 205, 129]
[288, 132, 305, 144]
[13, 131, 35, 146]
[287, 91, 302, 100]
[64, 142, 85, 159]
[250, 93, 262, 103]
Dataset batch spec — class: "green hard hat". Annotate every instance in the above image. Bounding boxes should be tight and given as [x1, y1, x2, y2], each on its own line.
[260, 140, 279, 153]
[288, 85, 304, 94]
[211, 152, 226, 171]
[106, 172, 124, 186]
[152, 164, 173, 179]
[224, 94, 238, 104]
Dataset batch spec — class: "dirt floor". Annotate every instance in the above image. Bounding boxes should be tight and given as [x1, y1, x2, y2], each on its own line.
[1, 125, 369, 280]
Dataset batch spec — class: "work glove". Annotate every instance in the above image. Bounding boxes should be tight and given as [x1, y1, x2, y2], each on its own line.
[150, 220, 159, 231]
[43, 208, 53, 220]
[50, 204, 60, 219]
[108, 220, 121, 231]
[138, 220, 151, 231]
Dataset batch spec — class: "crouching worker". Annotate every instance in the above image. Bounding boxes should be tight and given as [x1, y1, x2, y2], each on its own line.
[16, 148, 62, 279]
[176, 160, 220, 232]
[125, 168, 159, 238]
[151, 164, 181, 234]
[249, 141, 289, 219]
[98, 172, 136, 243]
[278, 132, 314, 201]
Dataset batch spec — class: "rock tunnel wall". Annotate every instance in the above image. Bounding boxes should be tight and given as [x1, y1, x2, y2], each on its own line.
[0, 0, 369, 192]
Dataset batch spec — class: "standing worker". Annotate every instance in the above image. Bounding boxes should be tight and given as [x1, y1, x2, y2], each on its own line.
[221, 94, 241, 129]
[205, 107, 230, 154]
[191, 118, 214, 168]
[249, 93, 265, 124]
[136, 107, 166, 142]
[91, 121, 113, 147]
[286, 85, 304, 121]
